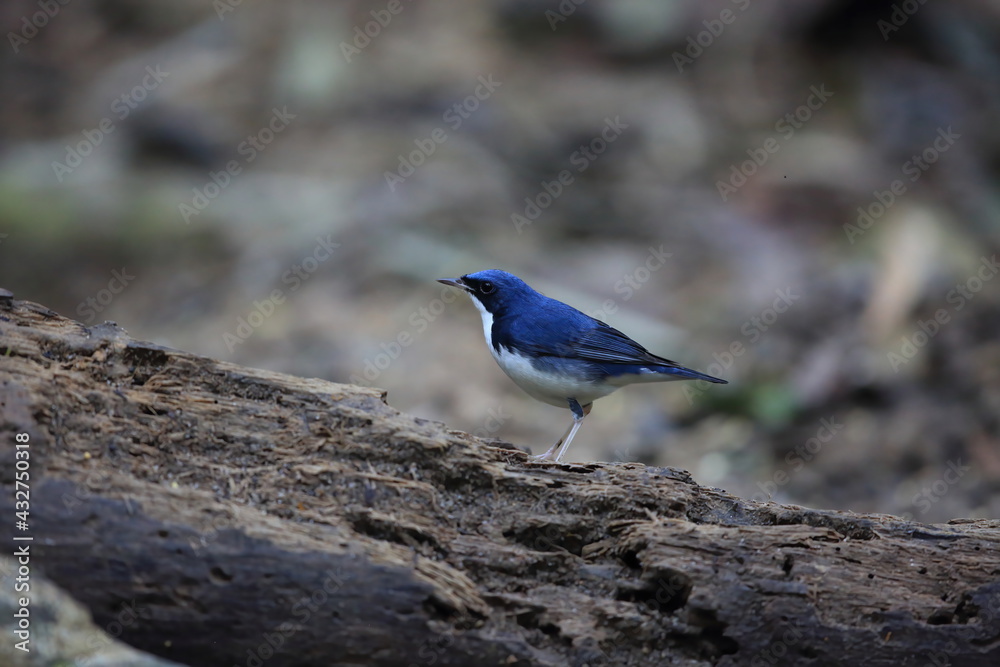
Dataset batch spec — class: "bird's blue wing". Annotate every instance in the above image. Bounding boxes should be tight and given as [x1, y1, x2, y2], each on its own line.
[501, 299, 668, 363]
[571, 321, 662, 364]
[575, 323, 727, 382]
[496, 298, 727, 384]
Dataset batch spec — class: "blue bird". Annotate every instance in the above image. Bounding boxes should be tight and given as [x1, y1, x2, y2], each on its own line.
[438, 270, 727, 462]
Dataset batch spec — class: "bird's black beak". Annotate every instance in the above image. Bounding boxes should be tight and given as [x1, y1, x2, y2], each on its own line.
[437, 277, 470, 292]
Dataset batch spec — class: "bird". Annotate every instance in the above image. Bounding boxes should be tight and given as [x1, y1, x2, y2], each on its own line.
[437, 269, 727, 462]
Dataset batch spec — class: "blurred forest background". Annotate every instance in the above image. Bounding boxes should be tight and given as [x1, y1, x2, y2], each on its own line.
[1, 0, 998, 523]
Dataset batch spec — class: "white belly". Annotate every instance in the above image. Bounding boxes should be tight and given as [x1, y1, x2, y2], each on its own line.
[471, 298, 617, 408]
[493, 345, 617, 407]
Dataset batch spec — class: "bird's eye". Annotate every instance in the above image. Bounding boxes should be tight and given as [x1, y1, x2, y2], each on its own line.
[480, 282, 495, 294]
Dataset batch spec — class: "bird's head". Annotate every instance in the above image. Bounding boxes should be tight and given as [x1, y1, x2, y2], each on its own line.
[437, 269, 537, 316]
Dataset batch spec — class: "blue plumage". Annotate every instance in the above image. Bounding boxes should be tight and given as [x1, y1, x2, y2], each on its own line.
[438, 269, 727, 462]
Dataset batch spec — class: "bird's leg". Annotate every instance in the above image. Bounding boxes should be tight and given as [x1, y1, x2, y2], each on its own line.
[554, 400, 591, 462]
[530, 421, 575, 461]
[530, 399, 592, 462]
[530, 442, 560, 461]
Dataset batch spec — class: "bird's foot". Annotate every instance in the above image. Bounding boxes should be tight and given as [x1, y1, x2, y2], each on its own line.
[528, 443, 561, 461]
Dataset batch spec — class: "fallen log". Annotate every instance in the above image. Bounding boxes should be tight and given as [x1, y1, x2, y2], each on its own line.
[0, 555, 184, 667]
[1, 290, 998, 666]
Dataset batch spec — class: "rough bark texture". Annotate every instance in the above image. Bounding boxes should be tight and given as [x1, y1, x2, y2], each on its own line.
[1, 291, 999, 667]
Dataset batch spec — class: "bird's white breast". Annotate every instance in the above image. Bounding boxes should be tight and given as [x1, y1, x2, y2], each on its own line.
[468, 297, 617, 408]
[470, 296, 496, 353]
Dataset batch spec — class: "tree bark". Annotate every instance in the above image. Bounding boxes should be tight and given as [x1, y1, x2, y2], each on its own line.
[1, 290, 998, 667]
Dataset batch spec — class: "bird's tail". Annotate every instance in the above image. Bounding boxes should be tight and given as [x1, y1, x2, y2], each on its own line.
[604, 362, 729, 385]
[655, 365, 728, 384]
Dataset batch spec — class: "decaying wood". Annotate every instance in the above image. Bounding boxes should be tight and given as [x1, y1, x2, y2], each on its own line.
[0, 555, 183, 667]
[1, 291, 999, 667]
